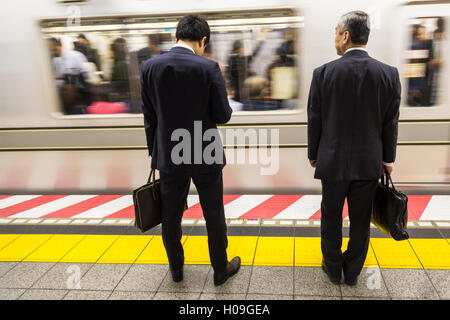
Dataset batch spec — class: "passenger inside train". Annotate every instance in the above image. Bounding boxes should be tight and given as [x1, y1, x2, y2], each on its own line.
[406, 17, 446, 107]
[43, 15, 300, 115]
[47, 37, 93, 115]
[137, 34, 162, 67]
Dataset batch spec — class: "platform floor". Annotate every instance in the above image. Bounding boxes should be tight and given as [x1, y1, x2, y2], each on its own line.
[0, 263, 448, 300]
[0, 220, 448, 300]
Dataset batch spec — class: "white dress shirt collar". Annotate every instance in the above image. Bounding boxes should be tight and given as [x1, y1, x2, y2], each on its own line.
[344, 47, 368, 55]
[172, 42, 195, 54]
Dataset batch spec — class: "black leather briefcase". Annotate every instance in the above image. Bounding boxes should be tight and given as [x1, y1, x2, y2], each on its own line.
[133, 169, 162, 232]
[133, 169, 190, 233]
[371, 171, 409, 241]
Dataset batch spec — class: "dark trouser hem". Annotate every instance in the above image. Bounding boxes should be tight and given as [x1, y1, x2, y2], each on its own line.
[320, 179, 378, 280]
[159, 169, 228, 273]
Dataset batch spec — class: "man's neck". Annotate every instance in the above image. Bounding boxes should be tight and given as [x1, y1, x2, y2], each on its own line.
[344, 45, 367, 55]
[345, 44, 366, 51]
[176, 40, 196, 53]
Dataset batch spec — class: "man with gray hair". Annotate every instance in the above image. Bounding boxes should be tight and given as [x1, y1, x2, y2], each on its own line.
[307, 11, 401, 285]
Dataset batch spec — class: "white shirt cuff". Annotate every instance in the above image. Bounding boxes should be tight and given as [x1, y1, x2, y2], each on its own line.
[383, 162, 394, 167]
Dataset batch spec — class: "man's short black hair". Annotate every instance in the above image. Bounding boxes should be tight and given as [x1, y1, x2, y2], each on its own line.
[338, 11, 371, 45]
[147, 34, 160, 45]
[176, 15, 210, 45]
[232, 40, 242, 53]
[48, 37, 61, 46]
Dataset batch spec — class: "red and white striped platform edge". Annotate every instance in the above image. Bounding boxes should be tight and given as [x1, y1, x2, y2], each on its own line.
[0, 194, 448, 221]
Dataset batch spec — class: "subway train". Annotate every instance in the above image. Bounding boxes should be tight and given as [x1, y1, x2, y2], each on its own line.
[0, 0, 449, 195]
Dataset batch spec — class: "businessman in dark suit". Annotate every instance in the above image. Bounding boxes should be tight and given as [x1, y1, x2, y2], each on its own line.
[307, 11, 401, 285]
[140, 15, 240, 286]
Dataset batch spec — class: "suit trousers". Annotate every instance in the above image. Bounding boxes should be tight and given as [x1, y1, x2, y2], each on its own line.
[159, 169, 228, 274]
[320, 179, 378, 280]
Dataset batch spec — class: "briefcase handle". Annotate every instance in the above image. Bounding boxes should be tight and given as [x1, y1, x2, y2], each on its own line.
[147, 169, 159, 200]
[147, 168, 155, 183]
[381, 168, 397, 192]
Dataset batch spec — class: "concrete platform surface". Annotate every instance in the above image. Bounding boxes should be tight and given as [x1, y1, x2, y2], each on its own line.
[0, 262, 448, 300]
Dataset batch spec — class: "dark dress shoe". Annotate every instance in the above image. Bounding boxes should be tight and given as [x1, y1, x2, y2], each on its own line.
[344, 277, 358, 286]
[321, 262, 341, 285]
[214, 256, 241, 286]
[170, 267, 183, 282]
[342, 264, 357, 286]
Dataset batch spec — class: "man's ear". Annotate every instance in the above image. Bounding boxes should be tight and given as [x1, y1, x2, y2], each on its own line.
[343, 31, 350, 44]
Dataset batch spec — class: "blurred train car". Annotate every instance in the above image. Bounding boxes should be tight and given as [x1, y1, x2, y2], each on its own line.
[0, 0, 449, 194]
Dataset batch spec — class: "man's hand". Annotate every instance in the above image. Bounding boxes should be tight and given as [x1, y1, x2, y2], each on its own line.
[309, 160, 317, 168]
[382, 165, 393, 175]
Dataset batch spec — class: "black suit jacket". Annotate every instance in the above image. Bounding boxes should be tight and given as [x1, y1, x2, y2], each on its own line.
[140, 46, 233, 174]
[307, 49, 401, 181]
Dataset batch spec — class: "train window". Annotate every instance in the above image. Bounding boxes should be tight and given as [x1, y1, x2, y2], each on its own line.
[40, 10, 303, 116]
[405, 17, 447, 107]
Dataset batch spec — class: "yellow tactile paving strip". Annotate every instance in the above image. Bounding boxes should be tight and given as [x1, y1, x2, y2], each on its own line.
[255, 237, 294, 266]
[0, 234, 448, 269]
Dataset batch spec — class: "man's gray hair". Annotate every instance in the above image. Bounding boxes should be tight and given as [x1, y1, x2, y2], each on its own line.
[338, 11, 371, 45]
